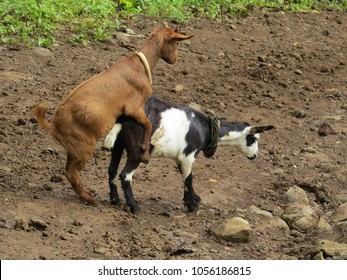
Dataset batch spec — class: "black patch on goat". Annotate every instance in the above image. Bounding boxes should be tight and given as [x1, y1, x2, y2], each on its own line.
[219, 122, 251, 138]
[183, 112, 207, 157]
[246, 134, 257, 146]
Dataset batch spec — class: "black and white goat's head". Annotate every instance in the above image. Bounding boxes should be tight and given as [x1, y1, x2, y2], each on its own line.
[219, 123, 274, 160]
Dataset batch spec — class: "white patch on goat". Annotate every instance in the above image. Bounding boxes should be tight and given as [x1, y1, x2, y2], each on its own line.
[125, 170, 135, 182]
[219, 127, 259, 158]
[150, 109, 193, 160]
[104, 123, 122, 149]
[177, 151, 196, 180]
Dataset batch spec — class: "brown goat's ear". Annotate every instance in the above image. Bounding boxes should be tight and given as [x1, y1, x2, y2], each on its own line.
[250, 125, 275, 134]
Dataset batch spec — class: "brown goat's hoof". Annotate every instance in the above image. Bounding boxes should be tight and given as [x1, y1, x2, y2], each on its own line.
[80, 194, 96, 206]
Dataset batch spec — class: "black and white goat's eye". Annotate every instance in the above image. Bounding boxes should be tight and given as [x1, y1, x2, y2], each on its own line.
[246, 134, 257, 146]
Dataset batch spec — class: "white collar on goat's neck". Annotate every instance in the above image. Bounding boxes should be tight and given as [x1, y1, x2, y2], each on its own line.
[135, 51, 152, 85]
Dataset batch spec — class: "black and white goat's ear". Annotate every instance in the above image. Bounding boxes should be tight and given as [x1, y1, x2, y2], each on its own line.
[249, 125, 275, 134]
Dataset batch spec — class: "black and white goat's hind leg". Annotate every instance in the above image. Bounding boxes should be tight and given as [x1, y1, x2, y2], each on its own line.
[119, 153, 142, 213]
[108, 141, 124, 207]
[178, 157, 201, 212]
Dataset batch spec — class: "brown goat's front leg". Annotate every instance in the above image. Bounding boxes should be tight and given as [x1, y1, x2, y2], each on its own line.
[131, 109, 152, 164]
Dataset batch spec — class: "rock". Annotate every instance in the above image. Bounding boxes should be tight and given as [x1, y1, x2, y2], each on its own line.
[293, 213, 320, 232]
[189, 102, 202, 112]
[294, 69, 303, 75]
[93, 246, 108, 254]
[173, 84, 185, 93]
[230, 24, 237, 30]
[211, 217, 251, 242]
[258, 55, 267, 62]
[217, 52, 225, 58]
[295, 110, 306, 118]
[249, 205, 273, 218]
[331, 203, 347, 223]
[293, 53, 303, 61]
[301, 146, 316, 154]
[0, 221, 13, 229]
[333, 191, 347, 204]
[50, 175, 64, 183]
[29, 218, 48, 231]
[306, 152, 330, 162]
[312, 252, 325, 260]
[34, 47, 54, 58]
[125, 28, 136, 35]
[254, 217, 290, 234]
[17, 118, 26, 126]
[283, 185, 309, 205]
[317, 217, 331, 230]
[281, 203, 319, 231]
[311, 240, 347, 259]
[281, 186, 320, 232]
[115, 32, 130, 43]
[336, 221, 347, 231]
[318, 122, 338, 136]
[14, 218, 28, 230]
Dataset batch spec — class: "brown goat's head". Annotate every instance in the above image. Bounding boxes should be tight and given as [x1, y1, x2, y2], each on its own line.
[155, 27, 194, 64]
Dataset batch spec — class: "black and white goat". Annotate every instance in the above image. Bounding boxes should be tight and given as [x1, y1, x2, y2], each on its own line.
[106, 95, 274, 213]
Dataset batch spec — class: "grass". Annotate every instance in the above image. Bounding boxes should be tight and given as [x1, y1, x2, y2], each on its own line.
[0, 0, 346, 47]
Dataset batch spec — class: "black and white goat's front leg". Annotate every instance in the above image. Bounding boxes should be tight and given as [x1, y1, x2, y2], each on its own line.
[119, 150, 142, 213]
[178, 157, 201, 212]
[108, 139, 124, 207]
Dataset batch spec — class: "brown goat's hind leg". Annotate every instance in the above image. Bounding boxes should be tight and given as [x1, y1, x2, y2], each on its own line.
[65, 152, 96, 205]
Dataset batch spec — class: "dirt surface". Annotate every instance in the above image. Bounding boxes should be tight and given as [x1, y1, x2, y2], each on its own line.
[0, 11, 346, 260]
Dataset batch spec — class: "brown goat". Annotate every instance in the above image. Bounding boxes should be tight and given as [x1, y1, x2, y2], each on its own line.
[34, 27, 193, 205]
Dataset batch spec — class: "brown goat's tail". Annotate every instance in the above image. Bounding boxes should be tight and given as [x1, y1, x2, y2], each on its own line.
[34, 104, 54, 134]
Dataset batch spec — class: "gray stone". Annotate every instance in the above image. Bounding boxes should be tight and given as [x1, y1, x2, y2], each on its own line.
[332, 203, 347, 223]
[125, 28, 136, 35]
[249, 205, 273, 218]
[211, 217, 251, 243]
[174, 84, 185, 93]
[312, 252, 325, 260]
[317, 217, 331, 230]
[188, 102, 202, 112]
[283, 185, 309, 205]
[115, 32, 130, 43]
[14, 218, 28, 230]
[292, 213, 320, 232]
[294, 69, 303, 75]
[254, 217, 290, 234]
[333, 191, 347, 204]
[29, 218, 48, 231]
[34, 47, 54, 58]
[311, 240, 347, 259]
[281, 199, 320, 233]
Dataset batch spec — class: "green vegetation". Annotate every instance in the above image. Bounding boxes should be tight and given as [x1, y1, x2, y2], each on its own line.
[0, 0, 346, 47]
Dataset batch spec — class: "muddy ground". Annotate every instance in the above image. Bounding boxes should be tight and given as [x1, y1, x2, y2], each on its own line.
[0, 11, 346, 260]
